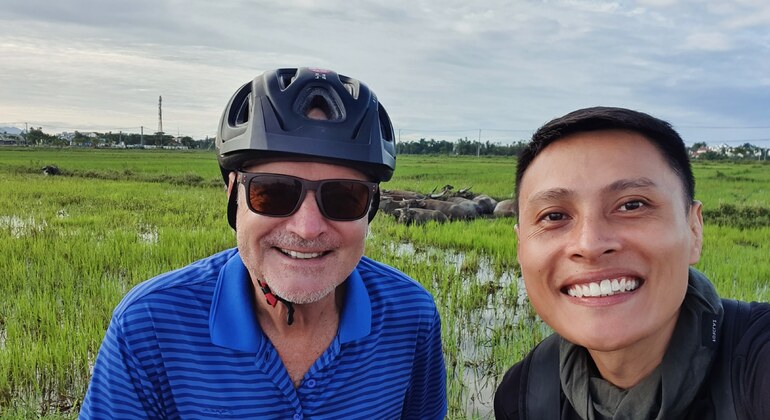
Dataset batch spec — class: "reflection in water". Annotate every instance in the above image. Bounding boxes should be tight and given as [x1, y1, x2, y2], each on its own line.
[387, 241, 548, 417]
[138, 224, 159, 244]
[0, 215, 48, 238]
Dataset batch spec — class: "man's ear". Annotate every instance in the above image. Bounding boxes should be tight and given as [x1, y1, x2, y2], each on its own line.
[226, 172, 237, 196]
[688, 201, 704, 265]
[514, 223, 522, 261]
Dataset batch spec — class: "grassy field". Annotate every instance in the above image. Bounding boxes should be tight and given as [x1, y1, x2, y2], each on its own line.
[0, 148, 768, 418]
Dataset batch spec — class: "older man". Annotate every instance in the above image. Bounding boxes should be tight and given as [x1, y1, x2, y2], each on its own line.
[81, 68, 446, 419]
[495, 107, 770, 419]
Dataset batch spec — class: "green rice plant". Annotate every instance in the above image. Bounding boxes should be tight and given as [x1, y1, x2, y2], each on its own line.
[703, 203, 770, 229]
[696, 225, 770, 302]
[0, 149, 768, 418]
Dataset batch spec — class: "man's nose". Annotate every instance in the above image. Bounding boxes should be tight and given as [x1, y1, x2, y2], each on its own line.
[285, 192, 328, 238]
[567, 216, 620, 261]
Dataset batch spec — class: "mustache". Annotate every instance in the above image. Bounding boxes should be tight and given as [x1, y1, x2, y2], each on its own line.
[262, 232, 340, 250]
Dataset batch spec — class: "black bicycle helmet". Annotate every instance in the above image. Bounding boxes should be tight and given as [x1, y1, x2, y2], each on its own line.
[217, 67, 396, 228]
[217, 67, 395, 180]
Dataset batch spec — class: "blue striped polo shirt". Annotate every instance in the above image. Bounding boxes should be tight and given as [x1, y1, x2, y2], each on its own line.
[80, 248, 446, 419]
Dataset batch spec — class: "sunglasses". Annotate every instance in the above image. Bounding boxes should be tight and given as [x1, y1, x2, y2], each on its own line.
[238, 172, 378, 221]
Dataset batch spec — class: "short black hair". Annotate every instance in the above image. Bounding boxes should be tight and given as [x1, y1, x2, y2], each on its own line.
[514, 107, 695, 215]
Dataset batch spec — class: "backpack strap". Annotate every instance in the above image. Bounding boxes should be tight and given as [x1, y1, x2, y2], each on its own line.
[525, 333, 561, 420]
[709, 298, 752, 419]
[521, 300, 752, 419]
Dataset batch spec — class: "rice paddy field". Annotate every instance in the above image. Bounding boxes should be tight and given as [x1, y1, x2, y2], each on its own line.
[0, 148, 768, 418]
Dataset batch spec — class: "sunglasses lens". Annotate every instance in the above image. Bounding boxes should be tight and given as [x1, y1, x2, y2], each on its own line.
[248, 175, 303, 216]
[320, 181, 372, 220]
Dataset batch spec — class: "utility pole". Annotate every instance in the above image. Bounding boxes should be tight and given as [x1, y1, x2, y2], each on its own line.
[157, 96, 164, 146]
[141, 126, 144, 147]
[158, 96, 163, 135]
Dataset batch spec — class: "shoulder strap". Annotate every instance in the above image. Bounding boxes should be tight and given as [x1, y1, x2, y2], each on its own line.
[522, 300, 753, 419]
[525, 333, 561, 420]
[709, 298, 752, 419]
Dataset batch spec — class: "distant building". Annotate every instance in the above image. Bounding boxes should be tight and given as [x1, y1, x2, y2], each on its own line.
[0, 126, 22, 136]
[692, 146, 710, 158]
[0, 129, 23, 145]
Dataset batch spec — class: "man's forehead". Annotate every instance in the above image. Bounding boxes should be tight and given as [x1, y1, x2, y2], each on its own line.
[519, 131, 677, 198]
[554, 128, 654, 149]
[243, 159, 368, 179]
[529, 129, 663, 167]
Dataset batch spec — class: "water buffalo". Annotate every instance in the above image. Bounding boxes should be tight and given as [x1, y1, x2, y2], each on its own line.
[493, 199, 517, 218]
[42, 165, 61, 176]
[382, 189, 425, 201]
[447, 197, 482, 217]
[378, 197, 404, 216]
[453, 186, 475, 199]
[428, 184, 454, 199]
[473, 195, 498, 215]
[393, 207, 449, 226]
[403, 198, 476, 220]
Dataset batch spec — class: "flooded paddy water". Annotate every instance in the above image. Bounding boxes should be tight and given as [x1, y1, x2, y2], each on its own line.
[368, 239, 551, 418]
[0, 215, 48, 238]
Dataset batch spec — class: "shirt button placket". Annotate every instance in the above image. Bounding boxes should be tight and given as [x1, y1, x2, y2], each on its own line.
[306, 379, 316, 388]
[293, 413, 302, 420]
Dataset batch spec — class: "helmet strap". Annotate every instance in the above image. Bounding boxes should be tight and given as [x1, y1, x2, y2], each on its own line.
[227, 177, 238, 230]
[367, 188, 380, 223]
[257, 279, 295, 326]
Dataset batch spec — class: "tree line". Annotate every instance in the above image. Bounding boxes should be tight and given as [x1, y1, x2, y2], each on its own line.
[9, 128, 767, 160]
[18, 128, 214, 149]
[396, 138, 768, 160]
[396, 138, 528, 156]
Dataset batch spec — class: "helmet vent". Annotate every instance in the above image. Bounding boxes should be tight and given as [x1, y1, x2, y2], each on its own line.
[295, 87, 345, 121]
[227, 82, 252, 128]
[277, 69, 298, 90]
[339, 75, 360, 99]
[234, 96, 250, 125]
[342, 82, 358, 99]
[378, 104, 394, 142]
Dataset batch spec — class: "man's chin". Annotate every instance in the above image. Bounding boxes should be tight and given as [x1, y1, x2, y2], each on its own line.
[272, 282, 338, 305]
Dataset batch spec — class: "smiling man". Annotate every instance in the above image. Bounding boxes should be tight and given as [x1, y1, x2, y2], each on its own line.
[494, 107, 770, 419]
[80, 68, 446, 419]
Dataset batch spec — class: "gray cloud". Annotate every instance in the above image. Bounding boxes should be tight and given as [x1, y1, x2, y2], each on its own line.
[1, 0, 768, 144]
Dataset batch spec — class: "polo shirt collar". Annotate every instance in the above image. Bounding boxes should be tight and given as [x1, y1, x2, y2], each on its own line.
[209, 251, 371, 352]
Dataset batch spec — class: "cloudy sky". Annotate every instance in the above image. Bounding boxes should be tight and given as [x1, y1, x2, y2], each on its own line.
[1, 0, 769, 145]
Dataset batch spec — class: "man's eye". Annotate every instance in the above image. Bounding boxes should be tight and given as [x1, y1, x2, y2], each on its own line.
[543, 212, 565, 221]
[619, 201, 644, 211]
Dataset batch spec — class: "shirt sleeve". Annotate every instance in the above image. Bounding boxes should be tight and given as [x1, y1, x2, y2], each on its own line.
[401, 306, 447, 420]
[79, 313, 162, 419]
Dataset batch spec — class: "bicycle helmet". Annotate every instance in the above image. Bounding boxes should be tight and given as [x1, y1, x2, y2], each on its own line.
[216, 67, 396, 228]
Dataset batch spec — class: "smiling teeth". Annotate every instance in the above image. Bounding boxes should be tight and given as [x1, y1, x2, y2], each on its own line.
[283, 249, 323, 259]
[567, 278, 639, 298]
